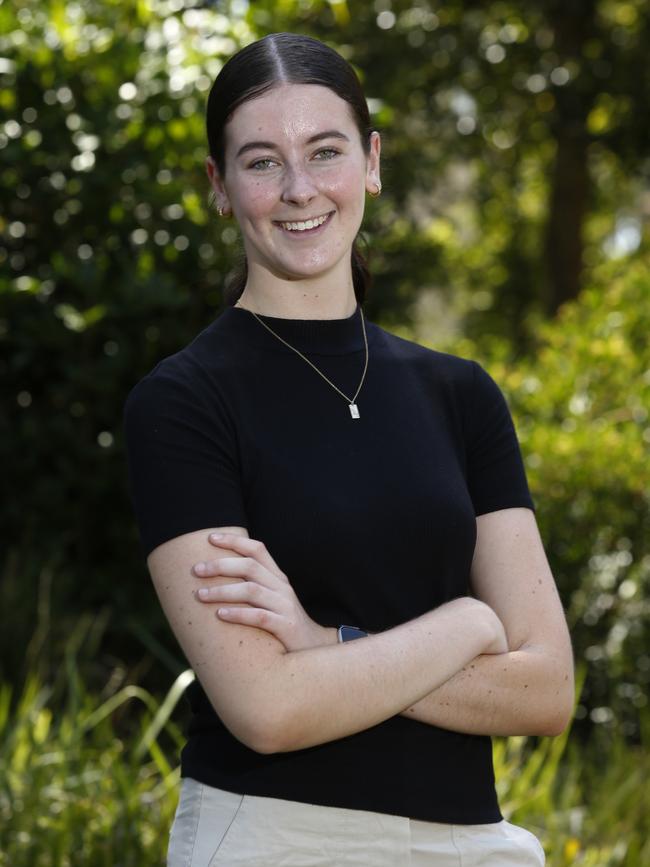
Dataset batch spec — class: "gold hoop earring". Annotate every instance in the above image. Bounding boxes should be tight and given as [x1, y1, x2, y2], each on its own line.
[368, 181, 382, 198]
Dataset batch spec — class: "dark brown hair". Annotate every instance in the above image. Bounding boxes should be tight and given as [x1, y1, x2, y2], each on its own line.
[206, 32, 374, 306]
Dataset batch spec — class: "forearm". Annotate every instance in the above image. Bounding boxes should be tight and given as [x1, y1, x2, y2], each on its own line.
[400, 643, 575, 736]
[248, 598, 500, 753]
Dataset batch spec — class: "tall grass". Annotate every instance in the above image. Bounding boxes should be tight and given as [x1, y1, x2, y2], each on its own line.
[494, 726, 650, 864]
[0, 616, 191, 867]
[1, 623, 648, 865]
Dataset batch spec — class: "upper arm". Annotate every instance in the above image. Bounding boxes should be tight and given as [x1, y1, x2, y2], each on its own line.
[462, 362, 569, 658]
[125, 373, 288, 751]
[147, 525, 286, 753]
[470, 507, 573, 668]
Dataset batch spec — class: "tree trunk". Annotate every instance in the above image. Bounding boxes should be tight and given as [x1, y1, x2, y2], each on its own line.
[544, 127, 590, 314]
[543, 0, 597, 314]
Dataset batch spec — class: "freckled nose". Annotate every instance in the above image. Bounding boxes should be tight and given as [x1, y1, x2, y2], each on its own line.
[281, 165, 317, 206]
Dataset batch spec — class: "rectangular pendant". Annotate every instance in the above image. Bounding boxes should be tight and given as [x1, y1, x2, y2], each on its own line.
[349, 403, 360, 419]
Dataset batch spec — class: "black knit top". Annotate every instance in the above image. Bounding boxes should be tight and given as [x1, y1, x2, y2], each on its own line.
[123, 303, 534, 824]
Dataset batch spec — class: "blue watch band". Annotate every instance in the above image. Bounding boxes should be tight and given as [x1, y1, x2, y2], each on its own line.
[337, 625, 369, 642]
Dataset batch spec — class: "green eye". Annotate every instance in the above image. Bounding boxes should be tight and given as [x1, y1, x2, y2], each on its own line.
[250, 158, 276, 170]
[314, 148, 339, 160]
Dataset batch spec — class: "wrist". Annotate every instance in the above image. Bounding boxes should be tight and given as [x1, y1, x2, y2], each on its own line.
[337, 625, 369, 642]
[321, 626, 339, 646]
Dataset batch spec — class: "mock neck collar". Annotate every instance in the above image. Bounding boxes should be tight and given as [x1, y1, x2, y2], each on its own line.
[218, 303, 370, 356]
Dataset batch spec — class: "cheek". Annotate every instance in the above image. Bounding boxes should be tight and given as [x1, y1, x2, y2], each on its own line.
[235, 180, 277, 218]
[323, 164, 367, 205]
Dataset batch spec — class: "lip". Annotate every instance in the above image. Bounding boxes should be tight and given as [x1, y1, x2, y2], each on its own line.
[273, 211, 335, 236]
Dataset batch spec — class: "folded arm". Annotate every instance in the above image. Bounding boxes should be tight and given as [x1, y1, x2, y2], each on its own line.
[147, 527, 508, 754]
[403, 508, 575, 736]
[193, 508, 574, 739]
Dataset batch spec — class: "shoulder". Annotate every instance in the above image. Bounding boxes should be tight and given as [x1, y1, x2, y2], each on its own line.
[371, 323, 489, 392]
[123, 315, 239, 419]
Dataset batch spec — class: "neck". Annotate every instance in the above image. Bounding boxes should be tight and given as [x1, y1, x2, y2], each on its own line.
[237, 263, 358, 320]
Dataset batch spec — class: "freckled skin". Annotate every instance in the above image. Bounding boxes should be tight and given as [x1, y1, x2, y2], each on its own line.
[205, 83, 381, 302]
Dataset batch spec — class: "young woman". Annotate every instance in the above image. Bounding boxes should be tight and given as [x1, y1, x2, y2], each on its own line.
[124, 32, 574, 866]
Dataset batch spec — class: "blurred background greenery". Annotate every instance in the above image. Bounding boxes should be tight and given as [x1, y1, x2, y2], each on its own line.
[1, 0, 648, 863]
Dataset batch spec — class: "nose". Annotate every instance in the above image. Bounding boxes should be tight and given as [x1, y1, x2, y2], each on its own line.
[280, 163, 318, 207]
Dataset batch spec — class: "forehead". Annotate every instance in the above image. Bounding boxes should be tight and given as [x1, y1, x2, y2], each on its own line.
[225, 83, 358, 146]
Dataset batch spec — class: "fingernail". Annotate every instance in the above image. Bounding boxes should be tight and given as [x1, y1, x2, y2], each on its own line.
[194, 562, 207, 574]
[210, 533, 224, 541]
[197, 588, 209, 599]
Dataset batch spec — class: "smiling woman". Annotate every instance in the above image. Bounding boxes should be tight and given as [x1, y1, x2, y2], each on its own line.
[205, 81, 379, 308]
[123, 31, 571, 867]
[204, 32, 380, 316]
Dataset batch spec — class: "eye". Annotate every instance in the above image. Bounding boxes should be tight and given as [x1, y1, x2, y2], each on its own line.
[313, 148, 340, 161]
[248, 157, 278, 171]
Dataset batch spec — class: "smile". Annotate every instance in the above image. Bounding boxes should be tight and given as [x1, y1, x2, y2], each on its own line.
[275, 212, 333, 232]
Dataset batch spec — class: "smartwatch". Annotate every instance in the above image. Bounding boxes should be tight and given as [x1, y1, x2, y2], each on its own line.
[337, 625, 369, 642]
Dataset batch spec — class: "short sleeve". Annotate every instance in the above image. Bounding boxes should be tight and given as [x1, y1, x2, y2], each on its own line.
[123, 373, 249, 558]
[464, 361, 535, 516]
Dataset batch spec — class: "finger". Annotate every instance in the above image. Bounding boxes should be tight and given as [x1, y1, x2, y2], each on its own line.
[191, 559, 222, 577]
[195, 555, 288, 593]
[216, 606, 288, 639]
[197, 556, 280, 588]
[192, 556, 276, 584]
[206, 534, 288, 582]
[196, 581, 279, 610]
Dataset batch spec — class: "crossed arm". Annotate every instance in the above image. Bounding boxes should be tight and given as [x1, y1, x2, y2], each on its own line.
[401, 509, 574, 736]
[147, 508, 574, 752]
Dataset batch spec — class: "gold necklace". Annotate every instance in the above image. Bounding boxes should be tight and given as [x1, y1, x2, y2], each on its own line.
[238, 304, 369, 419]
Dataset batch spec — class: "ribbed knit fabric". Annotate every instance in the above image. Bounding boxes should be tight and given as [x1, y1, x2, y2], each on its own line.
[123, 302, 534, 824]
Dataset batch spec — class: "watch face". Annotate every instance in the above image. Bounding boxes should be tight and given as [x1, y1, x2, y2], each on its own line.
[338, 625, 368, 642]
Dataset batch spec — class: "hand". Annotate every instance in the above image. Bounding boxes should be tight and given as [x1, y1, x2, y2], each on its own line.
[192, 533, 337, 652]
[444, 597, 509, 656]
[476, 601, 509, 655]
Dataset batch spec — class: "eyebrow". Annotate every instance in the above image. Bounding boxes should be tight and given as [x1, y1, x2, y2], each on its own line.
[235, 130, 350, 159]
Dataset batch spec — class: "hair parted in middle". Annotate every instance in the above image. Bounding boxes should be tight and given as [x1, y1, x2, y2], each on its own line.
[205, 32, 377, 306]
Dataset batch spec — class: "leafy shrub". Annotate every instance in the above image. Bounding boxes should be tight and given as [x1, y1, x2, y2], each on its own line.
[2, 633, 649, 865]
[0, 617, 191, 867]
[444, 256, 650, 739]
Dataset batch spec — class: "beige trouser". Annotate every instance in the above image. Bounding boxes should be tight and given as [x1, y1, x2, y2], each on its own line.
[167, 778, 545, 866]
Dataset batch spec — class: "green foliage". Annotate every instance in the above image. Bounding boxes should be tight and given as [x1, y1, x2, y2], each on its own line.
[0, 617, 191, 867]
[3, 4, 648, 859]
[437, 256, 650, 739]
[248, 0, 650, 326]
[1, 0, 256, 684]
[494, 722, 650, 865]
[1, 0, 648, 742]
[2, 638, 649, 865]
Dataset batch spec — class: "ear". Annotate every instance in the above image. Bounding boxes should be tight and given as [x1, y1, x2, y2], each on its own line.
[364, 131, 381, 196]
[205, 155, 232, 216]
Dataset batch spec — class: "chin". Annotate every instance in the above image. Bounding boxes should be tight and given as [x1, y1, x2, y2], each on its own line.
[271, 259, 342, 282]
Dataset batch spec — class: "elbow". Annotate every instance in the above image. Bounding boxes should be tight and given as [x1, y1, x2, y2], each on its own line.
[224, 700, 302, 756]
[544, 664, 576, 736]
[234, 726, 280, 755]
[251, 712, 309, 754]
[203, 669, 310, 755]
[226, 712, 286, 756]
[534, 709, 572, 737]
[242, 734, 282, 756]
[518, 644, 575, 737]
[545, 696, 575, 736]
[530, 688, 575, 738]
[243, 705, 318, 754]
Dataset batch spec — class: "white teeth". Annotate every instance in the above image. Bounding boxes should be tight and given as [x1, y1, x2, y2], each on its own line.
[280, 213, 329, 231]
